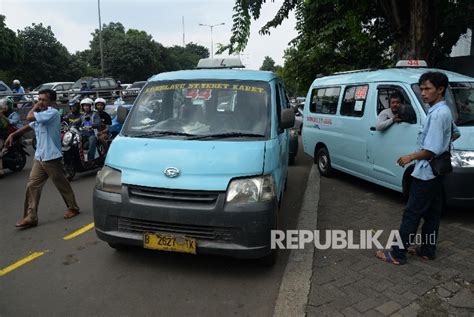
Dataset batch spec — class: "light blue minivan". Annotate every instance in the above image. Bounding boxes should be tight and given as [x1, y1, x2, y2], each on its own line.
[93, 59, 294, 264]
[302, 62, 474, 207]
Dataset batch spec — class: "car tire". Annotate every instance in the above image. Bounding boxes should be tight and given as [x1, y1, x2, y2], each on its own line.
[316, 147, 332, 177]
[108, 242, 128, 251]
[289, 153, 295, 166]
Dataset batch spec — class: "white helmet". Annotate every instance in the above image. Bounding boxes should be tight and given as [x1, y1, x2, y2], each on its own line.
[80, 98, 94, 110]
[13, 79, 20, 85]
[94, 97, 106, 106]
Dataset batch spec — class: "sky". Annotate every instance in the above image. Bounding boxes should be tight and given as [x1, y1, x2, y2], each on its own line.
[0, 0, 298, 72]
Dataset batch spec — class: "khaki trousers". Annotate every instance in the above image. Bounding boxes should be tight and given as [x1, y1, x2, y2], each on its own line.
[23, 158, 79, 222]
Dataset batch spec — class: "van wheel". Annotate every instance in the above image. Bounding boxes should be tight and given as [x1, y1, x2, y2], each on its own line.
[289, 154, 295, 166]
[316, 147, 332, 177]
[108, 242, 128, 251]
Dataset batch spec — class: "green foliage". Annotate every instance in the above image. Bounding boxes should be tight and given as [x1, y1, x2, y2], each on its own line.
[0, 15, 23, 71]
[259, 56, 281, 72]
[14, 23, 74, 87]
[226, 0, 474, 95]
[88, 23, 209, 82]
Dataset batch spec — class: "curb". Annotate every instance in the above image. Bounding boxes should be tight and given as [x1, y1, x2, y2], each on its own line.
[273, 165, 320, 317]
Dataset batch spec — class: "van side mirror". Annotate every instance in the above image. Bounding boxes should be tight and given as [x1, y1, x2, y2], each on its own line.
[117, 106, 129, 124]
[280, 108, 295, 130]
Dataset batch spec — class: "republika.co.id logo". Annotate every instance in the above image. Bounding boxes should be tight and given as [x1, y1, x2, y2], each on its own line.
[270, 229, 412, 250]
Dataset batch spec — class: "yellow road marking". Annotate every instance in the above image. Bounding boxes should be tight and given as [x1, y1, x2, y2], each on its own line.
[63, 222, 95, 240]
[0, 252, 45, 277]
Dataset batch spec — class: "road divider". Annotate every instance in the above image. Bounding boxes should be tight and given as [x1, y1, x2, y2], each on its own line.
[63, 222, 95, 240]
[0, 251, 46, 277]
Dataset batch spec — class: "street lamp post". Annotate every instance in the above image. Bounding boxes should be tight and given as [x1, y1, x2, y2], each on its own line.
[198, 22, 225, 58]
[98, 0, 104, 77]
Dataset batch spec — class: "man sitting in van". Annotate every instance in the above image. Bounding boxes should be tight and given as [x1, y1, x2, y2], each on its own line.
[376, 92, 402, 131]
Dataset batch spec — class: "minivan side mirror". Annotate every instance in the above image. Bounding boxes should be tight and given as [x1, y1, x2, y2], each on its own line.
[280, 108, 295, 130]
[117, 105, 129, 124]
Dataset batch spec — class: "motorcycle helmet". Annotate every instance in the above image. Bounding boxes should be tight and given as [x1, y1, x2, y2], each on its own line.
[68, 100, 80, 112]
[80, 98, 94, 111]
[94, 97, 106, 107]
[13, 79, 21, 85]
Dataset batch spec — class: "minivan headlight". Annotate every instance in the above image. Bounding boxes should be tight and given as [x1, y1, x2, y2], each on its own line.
[451, 150, 474, 168]
[96, 166, 122, 193]
[226, 175, 276, 204]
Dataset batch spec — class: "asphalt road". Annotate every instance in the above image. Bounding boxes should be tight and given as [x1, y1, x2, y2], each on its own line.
[0, 138, 312, 317]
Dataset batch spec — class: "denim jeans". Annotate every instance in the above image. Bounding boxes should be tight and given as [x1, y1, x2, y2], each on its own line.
[392, 176, 444, 261]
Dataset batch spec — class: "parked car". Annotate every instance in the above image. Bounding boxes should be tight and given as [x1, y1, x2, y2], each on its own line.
[293, 102, 304, 134]
[122, 81, 146, 99]
[70, 77, 119, 99]
[0, 80, 13, 97]
[32, 82, 74, 102]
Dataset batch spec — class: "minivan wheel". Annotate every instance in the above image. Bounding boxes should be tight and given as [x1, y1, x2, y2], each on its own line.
[108, 242, 128, 251]
[316, 147, 332, 177]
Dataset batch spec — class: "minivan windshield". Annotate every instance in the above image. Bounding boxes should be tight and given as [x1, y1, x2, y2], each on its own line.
[412, 82, 474, 126]
[122, 80, 270, 138]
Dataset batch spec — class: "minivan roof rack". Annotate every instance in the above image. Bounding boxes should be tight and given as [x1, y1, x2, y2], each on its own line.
[196, 57, 245, 69]
[331, 68, 377, 75]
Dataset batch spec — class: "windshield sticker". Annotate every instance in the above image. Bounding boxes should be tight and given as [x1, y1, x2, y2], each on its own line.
[354, 100, 364, 111]
[145, 83, 265, 94]
[186, 89, 212, 101]
[355, 86, 368, 100]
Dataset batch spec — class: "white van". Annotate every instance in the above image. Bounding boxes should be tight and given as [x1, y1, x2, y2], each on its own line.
[302, 61, 474, 207]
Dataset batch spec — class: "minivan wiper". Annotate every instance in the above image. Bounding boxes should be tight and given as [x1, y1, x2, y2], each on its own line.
[132, 131, 197, 138]
[189, 132, 265, 140]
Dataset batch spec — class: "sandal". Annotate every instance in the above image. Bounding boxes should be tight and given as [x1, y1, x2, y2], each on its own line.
[64, 210, 80, 219]
[375, 250, 405, 265]
[407, 246, 435, 260]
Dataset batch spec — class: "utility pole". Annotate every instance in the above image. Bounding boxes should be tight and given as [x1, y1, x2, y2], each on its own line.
[98, 0, 105, 77]
[198, 22, 225, 58]
[182, 16, 186, 47]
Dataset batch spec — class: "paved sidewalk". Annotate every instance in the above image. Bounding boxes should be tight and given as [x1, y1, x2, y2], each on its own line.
[307, 171, 474, 316]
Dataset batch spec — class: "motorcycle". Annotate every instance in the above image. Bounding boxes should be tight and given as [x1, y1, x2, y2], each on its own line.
[2, 137, 29, 172]
[61, 121, 106, 181]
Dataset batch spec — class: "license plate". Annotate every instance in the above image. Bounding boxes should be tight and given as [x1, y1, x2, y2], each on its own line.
[143, 232, 196, 255]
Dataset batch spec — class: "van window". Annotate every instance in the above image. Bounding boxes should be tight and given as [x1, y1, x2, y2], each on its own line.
[412, 82, 474, 126]
[309, 87, 340, 114]
[124, 80, 271, 138]
[376, 86, 417, 124]
[340, 85, 368, 117]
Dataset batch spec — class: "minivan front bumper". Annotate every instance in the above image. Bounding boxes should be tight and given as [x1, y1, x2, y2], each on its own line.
[93, 185, 278, 259]
[444, 167, 474, 207]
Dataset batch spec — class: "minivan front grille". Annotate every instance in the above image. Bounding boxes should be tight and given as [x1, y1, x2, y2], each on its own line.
[128, 186, 221, 205]
[117, 217, 234, 241]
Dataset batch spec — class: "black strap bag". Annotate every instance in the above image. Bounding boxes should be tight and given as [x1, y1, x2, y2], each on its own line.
[429, 122, 454, 176]
[429, 151, 452, 176]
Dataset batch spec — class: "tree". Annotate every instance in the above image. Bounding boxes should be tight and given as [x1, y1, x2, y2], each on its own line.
[259, 56, 276, 71]
[88, 23, 209, 82]
[0, 15, 23, 71]
[15, 23, 73, 87]
[224, 0, 474, 65]
[165, 43, 210, 71]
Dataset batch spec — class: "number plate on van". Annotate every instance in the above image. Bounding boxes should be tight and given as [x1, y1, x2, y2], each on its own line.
[143, 232, 197, 254]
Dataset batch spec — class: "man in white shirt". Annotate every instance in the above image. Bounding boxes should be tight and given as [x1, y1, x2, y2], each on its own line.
[376, 92, 403, 131]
